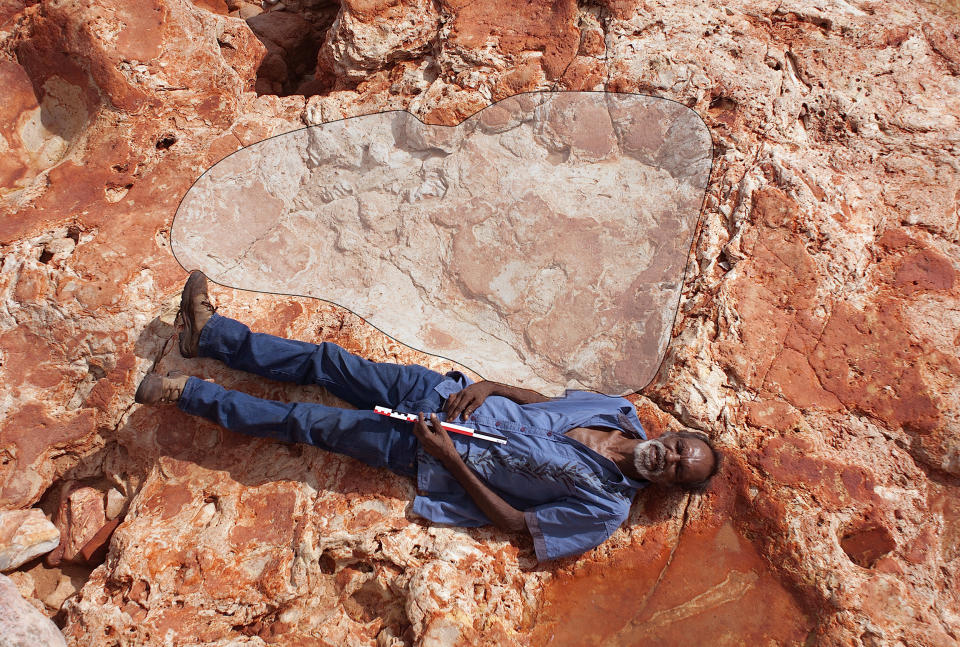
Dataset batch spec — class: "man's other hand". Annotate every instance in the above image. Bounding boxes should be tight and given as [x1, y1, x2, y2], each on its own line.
[443, 381, 498, 420]
[413, 413, 458, 462]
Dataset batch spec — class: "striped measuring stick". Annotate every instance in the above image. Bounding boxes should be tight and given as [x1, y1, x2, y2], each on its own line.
[374, 406, 508, 444]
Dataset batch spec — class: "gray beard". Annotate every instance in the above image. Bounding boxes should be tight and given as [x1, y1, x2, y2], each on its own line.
[632, 438, 666, 480]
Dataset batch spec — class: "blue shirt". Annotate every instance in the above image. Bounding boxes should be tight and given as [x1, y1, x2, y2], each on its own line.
[412, 372, 648, 562]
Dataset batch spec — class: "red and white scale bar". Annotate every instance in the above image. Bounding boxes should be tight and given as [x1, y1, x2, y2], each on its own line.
[374, 406, 507, 444]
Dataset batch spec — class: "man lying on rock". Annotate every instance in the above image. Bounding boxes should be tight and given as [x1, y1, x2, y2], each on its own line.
[136, 272, 721, 562]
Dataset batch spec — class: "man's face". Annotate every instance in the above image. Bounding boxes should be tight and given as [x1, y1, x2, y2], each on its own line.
[632, 433, 714, 485]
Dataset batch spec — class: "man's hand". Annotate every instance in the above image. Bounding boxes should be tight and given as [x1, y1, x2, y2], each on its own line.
[413, 412, 527, 534]
[443, 381, 499, 420]
[412, 413, 458, 462]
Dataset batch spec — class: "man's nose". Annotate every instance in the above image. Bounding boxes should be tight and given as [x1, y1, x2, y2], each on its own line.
[664, 448, 680, 465]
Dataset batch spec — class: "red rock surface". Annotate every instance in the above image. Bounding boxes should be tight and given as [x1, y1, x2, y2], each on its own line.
[0, 0, 958, 645]
[533, 478, 815, 646]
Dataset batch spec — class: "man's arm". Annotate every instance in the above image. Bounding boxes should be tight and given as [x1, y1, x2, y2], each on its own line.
[444, 380, 550, 420]
[494, 382, 551, 405]
[412, 413, 526, 533]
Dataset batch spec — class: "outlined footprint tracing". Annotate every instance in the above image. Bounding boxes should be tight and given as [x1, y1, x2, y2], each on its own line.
[172, 92, 712, 396]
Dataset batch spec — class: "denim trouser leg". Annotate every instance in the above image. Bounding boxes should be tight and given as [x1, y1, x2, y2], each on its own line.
[176, 313, 450, 476]
[194, 313, 446, 410]
[177, 378, 420, 476]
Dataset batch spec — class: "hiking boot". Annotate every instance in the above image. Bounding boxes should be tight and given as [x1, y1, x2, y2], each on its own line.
[135, 372, 190, 405]
[178, 270, 215, 358]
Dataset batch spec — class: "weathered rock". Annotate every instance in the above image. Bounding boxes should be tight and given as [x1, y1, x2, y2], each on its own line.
[247, 10, 311, 53]
[0, 59, 80, 194]
[237, 3, 261, 19]
[0, 0, 268, 511]
[247, 9, 313, 94]
[192, 0, 228, 15]
[104, 488, 125, 520]
[0, 509, 59, 572]
[318, 0, 440, 85]
[56, 486, 106, 565]
[62, 449, 532, 645]
[533, 476, 814, 646]
[7, 560, 91, 617]
[0, 0, 958, 645]
[172, 92, 711, 396]
[0, 573, 67, 647]
[40, 480, 126, 568]
[9, 0, 265, 125]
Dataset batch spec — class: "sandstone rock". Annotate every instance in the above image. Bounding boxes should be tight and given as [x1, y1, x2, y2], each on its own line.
[61, 452, 532, 645]
[438, 0, 580, 88]
[533, 486, 814, 646]
[238, 2, 263, 19]
[0, 0, 958, 644]
[9, 559, 90, 617]
[0, 573, 67, 647]
[252, 34, 289, 94]
[0, 59, 83, 195]
[246, 10, 310, 53]
[173, 92, 712, 396]
[247, 9, 313, 93]
[42, 482, 117, 567]
[75, 518, 120, 565]
[744, 399, 802, 433]
[10, 561, 92, 617]
[58, 487, 106, 564]
[319, 0, 440, 84]
[104, 488, 125, 520]
[0, 0, 267, 511]
[191, 0, 228, 14]
[0, 509, 60, 572]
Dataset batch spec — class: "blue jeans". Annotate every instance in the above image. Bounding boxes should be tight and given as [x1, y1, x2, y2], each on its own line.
[177, 313, 448, 477]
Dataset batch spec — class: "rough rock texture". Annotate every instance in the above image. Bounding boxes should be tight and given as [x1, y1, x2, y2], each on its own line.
[0, 509, 60, 571]
[0, 0, 959, 645]
[42, 479, 124, 567]
[0, 573, 67, 647]
[172, 92, 711, 396]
